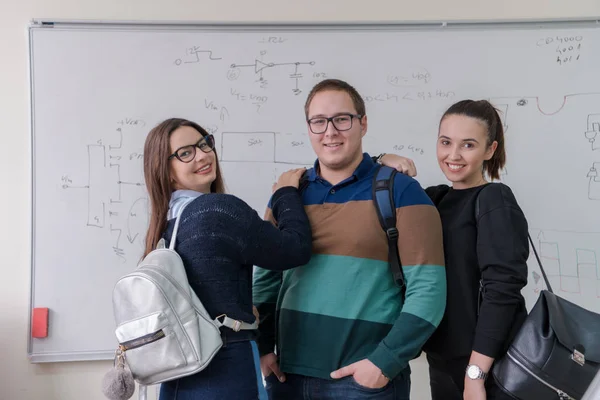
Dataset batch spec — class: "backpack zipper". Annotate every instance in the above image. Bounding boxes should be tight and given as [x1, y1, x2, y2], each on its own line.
[120, 329, 165, 351]
[120, 272, 187, 353]
[506, 351, 575, 400]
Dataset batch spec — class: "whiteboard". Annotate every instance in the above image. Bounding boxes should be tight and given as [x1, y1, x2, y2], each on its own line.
[29, 20, 600, 362]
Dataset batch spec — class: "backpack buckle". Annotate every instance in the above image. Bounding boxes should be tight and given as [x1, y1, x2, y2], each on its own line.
[231, 319, 241, 332]
[386, 227, 399, 240]
[216, 314, 243, 332]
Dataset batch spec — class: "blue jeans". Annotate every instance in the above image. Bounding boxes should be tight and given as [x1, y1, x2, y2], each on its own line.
[159, 341, 267, 400]
[266, 369, 411, 400]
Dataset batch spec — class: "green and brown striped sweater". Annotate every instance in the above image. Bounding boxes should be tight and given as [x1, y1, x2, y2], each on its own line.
[253, 154, 446, 380]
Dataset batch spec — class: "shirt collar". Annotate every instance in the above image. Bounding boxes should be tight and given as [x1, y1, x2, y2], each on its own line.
[307, 153, 374, 183]
[167, 189, 203, 220]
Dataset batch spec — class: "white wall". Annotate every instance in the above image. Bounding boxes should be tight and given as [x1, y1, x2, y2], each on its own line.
[1, 1, 599, 399]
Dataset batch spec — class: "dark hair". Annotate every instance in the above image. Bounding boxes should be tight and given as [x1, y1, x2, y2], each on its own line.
[304, 79, 366, 119]
[440, 99, 506, 180]
[142, 118, 225, 257]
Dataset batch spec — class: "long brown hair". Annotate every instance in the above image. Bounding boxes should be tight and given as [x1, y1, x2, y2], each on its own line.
[143, 118, 225, 257]
[440, 99, 506, 180]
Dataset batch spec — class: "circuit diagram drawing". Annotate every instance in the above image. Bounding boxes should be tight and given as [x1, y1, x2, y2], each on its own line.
[60, 119, 149, 262]
[584, 113, 600, 151]
[576, 248, 600, 297]
[588, 162, 600, 200]
[491, 95, 600, 200]
[537, 231, 568, 289]
[583, 113, 600, 200]
[218, 131, 315, 166]
[534, 230, 600, 299]
[174, 46, 222, 65]
[228, 51, 315, 95]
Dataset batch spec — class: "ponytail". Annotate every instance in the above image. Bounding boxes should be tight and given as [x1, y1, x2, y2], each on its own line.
[484, 106, 506, 181]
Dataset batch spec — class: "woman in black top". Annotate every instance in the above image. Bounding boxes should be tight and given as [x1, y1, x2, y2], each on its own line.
[384, 100, 529, 400]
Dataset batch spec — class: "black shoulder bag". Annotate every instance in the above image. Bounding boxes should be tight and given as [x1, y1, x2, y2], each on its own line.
[490, 239, 600, 399]
[474, 187, 600, 399]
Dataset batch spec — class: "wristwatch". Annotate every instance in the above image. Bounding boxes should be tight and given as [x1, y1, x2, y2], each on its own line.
[375, 153, 386, 165]
[466, 364, 488, 380]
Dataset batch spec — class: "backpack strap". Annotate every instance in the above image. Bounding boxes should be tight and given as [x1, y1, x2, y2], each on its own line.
[138, 384, 147, 400]
[167, 196, 259, 331]
[298, 170, 310, 194]
[214, 314, 259, 331]
[168, 197, 196, 250]
[372, 165, 405, 289]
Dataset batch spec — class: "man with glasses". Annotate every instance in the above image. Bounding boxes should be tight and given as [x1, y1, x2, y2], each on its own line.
[253, 79, 446, 399]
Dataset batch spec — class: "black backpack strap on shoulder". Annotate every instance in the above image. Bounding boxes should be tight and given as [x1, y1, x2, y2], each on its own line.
[298, 170, 310, 194]
[372, 165, 405, 290]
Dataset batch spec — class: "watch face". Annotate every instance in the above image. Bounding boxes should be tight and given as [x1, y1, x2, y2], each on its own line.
[467, 365, 480, 379]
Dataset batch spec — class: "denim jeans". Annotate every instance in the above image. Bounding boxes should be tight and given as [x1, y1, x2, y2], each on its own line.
[159, 341, 267, 400]
[266, 369, 411, 400]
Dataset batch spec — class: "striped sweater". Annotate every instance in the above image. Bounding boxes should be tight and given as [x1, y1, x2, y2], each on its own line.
[253, 153, 446, 380]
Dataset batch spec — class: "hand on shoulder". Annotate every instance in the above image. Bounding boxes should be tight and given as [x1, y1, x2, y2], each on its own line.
[272, 168, 307, 193]
[379, 153, 417, 177]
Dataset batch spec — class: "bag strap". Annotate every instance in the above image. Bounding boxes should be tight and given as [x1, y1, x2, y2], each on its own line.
[138, 384, 147, 400]
[168, 197, 259, 331]
[372, 165, 405, 289]
[475, 186, 553, 295]
[298, 170, 310, 194]
[301, 166, 406, 289]
[168, 197, 196, 250]
[214, 314, 259, 332]
[527, 233, 553, 293]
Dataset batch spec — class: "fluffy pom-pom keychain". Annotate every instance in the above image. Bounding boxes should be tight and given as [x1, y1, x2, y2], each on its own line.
[102, 348, 135, 400]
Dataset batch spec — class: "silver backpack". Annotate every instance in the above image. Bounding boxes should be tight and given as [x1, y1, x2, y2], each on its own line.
[110, 200, 258, 388]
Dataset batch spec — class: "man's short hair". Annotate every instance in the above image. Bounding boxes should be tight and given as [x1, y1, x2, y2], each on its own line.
[304, 79, 366, 119]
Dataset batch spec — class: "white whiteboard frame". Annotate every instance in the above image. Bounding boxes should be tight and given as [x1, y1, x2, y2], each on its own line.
[27, 17, 600, 363]
[30, 17, 600, 31]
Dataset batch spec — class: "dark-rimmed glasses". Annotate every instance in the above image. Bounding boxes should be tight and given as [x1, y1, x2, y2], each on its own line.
[168, 134, 215, 163]
[307, 114, 363, 134]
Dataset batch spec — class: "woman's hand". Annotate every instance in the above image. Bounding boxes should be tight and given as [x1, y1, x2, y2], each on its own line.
[272, 168, 306, 192]
[380, 154, 417, 177]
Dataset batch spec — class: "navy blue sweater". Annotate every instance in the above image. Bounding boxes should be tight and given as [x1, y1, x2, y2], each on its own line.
[163, 186, 312, 344]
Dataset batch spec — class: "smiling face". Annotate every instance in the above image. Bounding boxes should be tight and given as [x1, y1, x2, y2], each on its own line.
[306, 89, 367, 174]
[169, 126, 217, 193]
[437, 114, 498, 189]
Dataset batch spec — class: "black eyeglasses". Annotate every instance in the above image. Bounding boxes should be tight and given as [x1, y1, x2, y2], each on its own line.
[168, 134, 215, 163]
[307, 114, 363, 134]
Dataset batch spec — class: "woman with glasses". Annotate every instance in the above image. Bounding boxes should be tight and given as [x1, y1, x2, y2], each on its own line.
[142, 118, 312, 400]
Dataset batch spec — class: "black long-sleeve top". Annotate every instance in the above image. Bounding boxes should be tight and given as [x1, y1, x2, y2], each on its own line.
[424, 182, 529, 360]
[163, 186, 312, 344]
